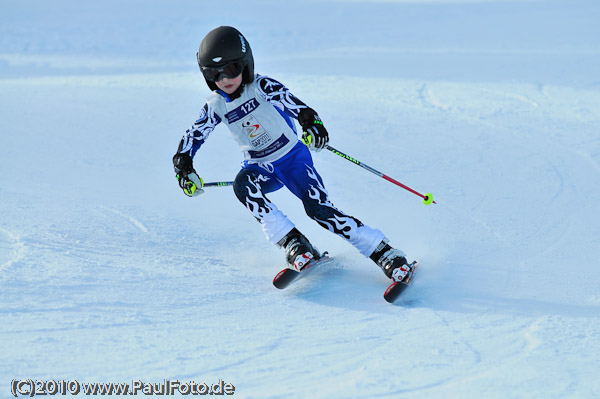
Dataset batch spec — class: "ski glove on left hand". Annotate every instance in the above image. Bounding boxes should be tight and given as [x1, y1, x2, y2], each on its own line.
[299, 107, 329, 152]
[173, 153, 204, 197]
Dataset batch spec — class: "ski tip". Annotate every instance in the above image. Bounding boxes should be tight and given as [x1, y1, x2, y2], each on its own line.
[384, 281, 398, 297]
[273, 268, 299, 289]
[383, 281, 407, 303]
[274, 269, 288, 283]
[383, 261, 418, 303]
[272, 253, 331, 290]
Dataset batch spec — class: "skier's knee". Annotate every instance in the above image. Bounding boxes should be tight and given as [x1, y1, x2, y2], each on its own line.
[301, 189, 327, 221]
[233, 168, 259, 203]
[302, 189, 364, 239]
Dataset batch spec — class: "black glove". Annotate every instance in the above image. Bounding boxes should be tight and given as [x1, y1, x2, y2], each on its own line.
[173, 153, 204, 197]
[298, 107, 329, 152]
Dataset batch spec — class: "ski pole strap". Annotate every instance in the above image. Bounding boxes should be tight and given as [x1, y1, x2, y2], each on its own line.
[325, 145, 436, 205]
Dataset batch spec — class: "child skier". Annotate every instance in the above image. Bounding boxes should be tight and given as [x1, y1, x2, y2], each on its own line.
[173, 26, 412, 283]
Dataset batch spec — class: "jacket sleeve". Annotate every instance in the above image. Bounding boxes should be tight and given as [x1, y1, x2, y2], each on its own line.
[256, 75, 310, 119]
[175, 103, 221, 158]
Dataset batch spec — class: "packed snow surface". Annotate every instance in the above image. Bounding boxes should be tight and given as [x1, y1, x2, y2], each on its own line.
[1, 0, 599, 398]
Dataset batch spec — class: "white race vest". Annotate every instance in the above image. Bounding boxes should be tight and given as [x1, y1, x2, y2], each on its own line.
[207, 78, 300, 162]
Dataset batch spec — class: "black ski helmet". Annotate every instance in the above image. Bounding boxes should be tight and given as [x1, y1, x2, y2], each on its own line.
[197, 26, 254, 91]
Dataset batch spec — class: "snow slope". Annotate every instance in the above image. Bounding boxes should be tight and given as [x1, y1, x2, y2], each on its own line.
[1, 0, 599, 398]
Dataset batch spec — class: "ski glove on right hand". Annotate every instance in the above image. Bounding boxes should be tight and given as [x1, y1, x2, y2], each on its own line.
[173, 153, 204, 197]
[298, 107, 329, 152]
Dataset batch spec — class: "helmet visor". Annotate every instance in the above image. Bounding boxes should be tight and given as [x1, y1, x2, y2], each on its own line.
[201, 61, 244, 82]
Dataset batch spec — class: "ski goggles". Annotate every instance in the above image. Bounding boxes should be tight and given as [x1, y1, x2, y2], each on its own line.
[201, 60, 244, 82]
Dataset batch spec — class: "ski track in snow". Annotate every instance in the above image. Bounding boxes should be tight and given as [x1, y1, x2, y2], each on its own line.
[98, 205, 149, 234]
[0, 227, 25, 274]
[2, 0, 600, 398]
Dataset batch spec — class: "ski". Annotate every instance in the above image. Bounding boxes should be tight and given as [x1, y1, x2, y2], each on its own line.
[273, 252, 331, 289]
[383, 261, 419, 303]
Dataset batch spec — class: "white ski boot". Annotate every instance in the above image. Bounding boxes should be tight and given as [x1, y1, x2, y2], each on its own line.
[278, 228, 320, 271]
[370, 239, 412, 282]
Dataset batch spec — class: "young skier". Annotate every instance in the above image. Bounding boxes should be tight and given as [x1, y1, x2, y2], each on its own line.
[173, 26, 412, 283]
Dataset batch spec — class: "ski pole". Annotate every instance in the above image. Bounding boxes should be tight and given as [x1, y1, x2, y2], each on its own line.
[201, 147, 436, 204]
[325, 145, 436, 205]
[202, 181, 234, 188]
